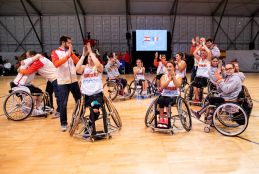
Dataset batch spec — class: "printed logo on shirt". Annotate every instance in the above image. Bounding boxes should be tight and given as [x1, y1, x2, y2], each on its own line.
[199, 64, 208, 67]
[165, 87, 177, 90]
[137, 73, 143, 75]
[84, 73, 99, 78]
[162, 91, 179, 96]
[82, 79, 101, 84]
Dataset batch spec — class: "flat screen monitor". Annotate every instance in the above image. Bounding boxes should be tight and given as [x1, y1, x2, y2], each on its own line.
[136, 30, 167, 51]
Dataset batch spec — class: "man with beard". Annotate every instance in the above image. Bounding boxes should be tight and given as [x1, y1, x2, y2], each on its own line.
[51, 36, 81, 132]
[206, 37, 220, 58]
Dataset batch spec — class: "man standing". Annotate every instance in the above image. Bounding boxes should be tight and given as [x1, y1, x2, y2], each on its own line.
[206, 37, 220, 58]
[51, 36, 81, 132]
[0, 56, 4, 76]
[123, 51, 130, 74]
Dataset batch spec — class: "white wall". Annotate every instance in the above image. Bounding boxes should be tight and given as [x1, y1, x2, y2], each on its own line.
[0, 15, 258, 58]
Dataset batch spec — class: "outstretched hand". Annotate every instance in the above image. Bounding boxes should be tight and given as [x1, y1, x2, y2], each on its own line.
[82, 45, 88, 57]
[86, 42, 92, 53]
[155, 52, 158, 58]
[192, 38, 195, 45]
[67, 45, 73, 56]
[196, 36, 199, 44]
[159, 54, 161, 60]
[215, 71, 222, 81]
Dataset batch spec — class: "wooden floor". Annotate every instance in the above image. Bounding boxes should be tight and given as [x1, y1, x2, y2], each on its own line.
[0, 73, 259, 174]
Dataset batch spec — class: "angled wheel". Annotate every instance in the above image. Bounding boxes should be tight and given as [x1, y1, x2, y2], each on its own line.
[145, 97, 159, 127]
[177, 98, 192, 131]
[103, 81, 118, 100]
[213, 103, 248, 136]
[4, 90, 33, 121]
[147, 80, 155, 95]
[129, 80, 136, 97]
[183, 81, 194, 101]
[104, 95, 122, 129]
[180, 77, 189, 93]
[207, 81, 217, 94]
[69, 96, 84, 136]
[202, 91, 219, 108]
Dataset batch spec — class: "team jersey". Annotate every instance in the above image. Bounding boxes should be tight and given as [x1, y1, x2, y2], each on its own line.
[161, 74, 181, 97]
[175, 60, 186, 78]
[13, 58, 35, 86]
[81, 65, 103, 96]
[196, 59, 210, 78]
[135, 67, 145, 80]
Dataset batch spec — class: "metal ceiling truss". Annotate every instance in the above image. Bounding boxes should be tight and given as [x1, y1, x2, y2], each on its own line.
[73, 0, 85, 44]
[20, 0, 43, 52]
[0, 20, 26, 51]
[76, 0, 86, 16]
[211, 0, 225, 16]
[171, 0, 179, 50]
[25, 0, 42, 16]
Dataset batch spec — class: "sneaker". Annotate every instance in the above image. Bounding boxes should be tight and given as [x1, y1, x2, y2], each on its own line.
[163, 118, 168, 128]
[157, 118, 164, 128]
[32, 109, 45, 116]
[194, 99, 199, 105]
[190, 108, 201, 120]
[21, 107, 31, 115]
[52, 112, 60, 119]
[61, 125, 67, 132]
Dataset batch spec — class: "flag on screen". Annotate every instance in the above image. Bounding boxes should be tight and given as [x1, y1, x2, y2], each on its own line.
[144, 37, 150, 41]
[152, 37, 158, 41]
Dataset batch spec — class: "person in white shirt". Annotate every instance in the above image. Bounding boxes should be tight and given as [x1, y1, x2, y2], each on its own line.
[2, 60, 11, 76]
[133, 59, 148, 95]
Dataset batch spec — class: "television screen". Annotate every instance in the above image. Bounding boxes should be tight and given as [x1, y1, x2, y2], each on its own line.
[136, 30, 167, 51]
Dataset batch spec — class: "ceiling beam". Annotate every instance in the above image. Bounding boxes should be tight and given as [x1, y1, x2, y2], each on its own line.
[211, 0, 225, 16]
[25, 0, 42, 16]
[251, 6, 259, 17]
[170, 0, 177, 16]
[76, 0, 85, 15]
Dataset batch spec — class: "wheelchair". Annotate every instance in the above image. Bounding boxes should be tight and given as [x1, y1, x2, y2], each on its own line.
[145, 95, 192, 135]
[180, 77, 189, 93]
[69, 94, 122, 142]
[201, 86, 253, 137]
[183, 78, 215, 106]
[151, 76, 162, 94]
[129, 79, 155, 98]
[3, 86, 52, 121]
[103, 78, 133, 101]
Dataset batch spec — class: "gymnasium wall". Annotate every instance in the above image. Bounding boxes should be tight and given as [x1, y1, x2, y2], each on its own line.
[0, 15, 258, 58]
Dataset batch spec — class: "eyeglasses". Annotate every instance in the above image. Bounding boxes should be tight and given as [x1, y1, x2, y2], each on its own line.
[225, 68, 233, 71]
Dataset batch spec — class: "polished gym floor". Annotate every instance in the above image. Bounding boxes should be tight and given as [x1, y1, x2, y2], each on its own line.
[0, 73, 259, 174]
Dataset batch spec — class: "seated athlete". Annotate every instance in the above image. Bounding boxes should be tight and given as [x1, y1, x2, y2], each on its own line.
[133, 59, 148, 95]
[191, 61, 245, 120]
[153, 52, 167, 92]
[157, 60, 182, 128]
[208, 57, 225, 86]
[18, 50, 61, 119]
[192, 44, 212, 104]
[105, 52, 127, 96]
[75, 43, 103, 139]
[12, 52, 44, 115]
[175, 52, 187, 82]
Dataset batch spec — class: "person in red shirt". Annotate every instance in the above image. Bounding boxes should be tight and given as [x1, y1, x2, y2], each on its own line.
[117, 52, 123, 61]
[123, 51, 130, 74]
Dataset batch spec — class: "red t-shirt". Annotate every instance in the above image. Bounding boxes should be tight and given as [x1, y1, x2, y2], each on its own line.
[117, 55, 123, 61]
[123, 53, 130, 63]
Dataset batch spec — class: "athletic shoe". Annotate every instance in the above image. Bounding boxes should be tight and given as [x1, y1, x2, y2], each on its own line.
[163, 118, 168, 128]
[52, 112, 60, 119]
[157, 118, 164, 128]
[21, 107, 31, 115]
[190, 109, 201, 120]
[61, 125, 67, 132]
[31, 109, 45, 116]
[194, 99, 199, 105]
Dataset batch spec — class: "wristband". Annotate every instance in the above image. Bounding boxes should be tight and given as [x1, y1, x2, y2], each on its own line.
[217, 78, 222, 83]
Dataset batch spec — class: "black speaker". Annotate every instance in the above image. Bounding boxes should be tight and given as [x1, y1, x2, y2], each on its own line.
[249, 42, 255, 50]
[126, 32, 131, 40]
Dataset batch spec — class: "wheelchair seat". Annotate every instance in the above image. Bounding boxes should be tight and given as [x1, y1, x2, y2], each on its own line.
[11, 86, 31, 94]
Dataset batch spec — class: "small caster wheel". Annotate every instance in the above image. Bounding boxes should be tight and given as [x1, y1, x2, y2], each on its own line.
[91, 137, 95, 142]
[170, 131, 174, 136]
[50, 112, 53, 114]
[152, 128, 155, 133]
[204, 127, 210, 133]
[44, 115, 47, 118]
[108, 135, 112, 139]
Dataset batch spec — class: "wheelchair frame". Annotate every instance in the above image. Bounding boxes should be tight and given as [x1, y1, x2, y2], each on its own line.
[200, 86, 252, 136]
[69, 95, 122, 142]
[3, 86, 52, 121]
[129, 79, 155, 98]
[103, 78, 133, 101]
[145, 95, 192, 135]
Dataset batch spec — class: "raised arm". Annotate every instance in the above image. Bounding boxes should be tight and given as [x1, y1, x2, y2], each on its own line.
[51, 50, 71, 68]
[153, 52, 159, 67]
[193, 45, 202, 61]
[203, 45, 212, 62]
[87, 43, 103, 73]
[75, 45, 88, 74]
[20, 60, 44, 75]
[21, 54, 41, 66]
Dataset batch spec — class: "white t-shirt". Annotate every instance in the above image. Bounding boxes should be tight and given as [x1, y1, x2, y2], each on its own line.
[4, 63, 11, 69]
[175, 60, 186, 78]
[196, 59, 210, 78]
[13, 58, 35, 86]
[135, 67, 145, 80]
[161, 74, 181, 97]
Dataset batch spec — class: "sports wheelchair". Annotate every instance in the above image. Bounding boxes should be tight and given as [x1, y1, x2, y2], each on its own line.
[129, 79, 155, 98]
[103, 78, 133, 101]
[69, 95, 122, 142]
[151, 76, 162, 94]
[184, 78, 216, 106]
[3, 86, 52, 121]
[180, 77, 189, 93]
[145, 95, 192, 135]
[201, 86, 253, 136]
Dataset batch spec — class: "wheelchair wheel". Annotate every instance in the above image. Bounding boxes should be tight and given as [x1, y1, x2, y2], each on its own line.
[213, 103, 248, 136]
[147, 80, 155, 95]
[183, 81, 194, 101]
[202, 91, 219, 108]
[103, 81, 118, 100]
[41, 92, 52, 113]
[180, 77, 189, 93]
[151, 76, 158, 94]
[104, 95, 122, 128]
[177, 98, 192, 131]
[4, 90, 33, 121]
[129, 80, 136, 97]
[207, 81, 217, 93]
[69, 96, 84, 136]
[145, 97, 159, 127]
